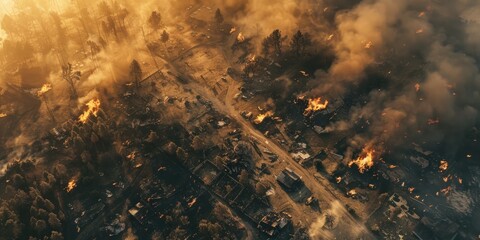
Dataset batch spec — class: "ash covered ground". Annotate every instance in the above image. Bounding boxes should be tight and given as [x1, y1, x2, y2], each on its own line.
[1, 0, 480, 239]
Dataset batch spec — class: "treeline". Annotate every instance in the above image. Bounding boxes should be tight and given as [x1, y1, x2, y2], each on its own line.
[0, 159, 67, 240]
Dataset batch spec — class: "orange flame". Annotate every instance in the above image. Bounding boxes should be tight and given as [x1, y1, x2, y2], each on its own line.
[37, 83, 52, 96]
[348, 148, 375, 173]
[78, 99, 101, 123]
[0, 113, 6, 118]
[237, 32, 245, 42]
[187, 197, 197, 208]
[364, 41, 373, 49]
[335, 176, 342, 183]
[66, 178, 77, 192]
[347, 189, 357, 196]
[440, 186, 451, 196]
[254, 111, 273, 124]
[248, 54, 256, 62]
[229, 27, 236, 34]
[439, 160, 448, 172]
[303, 97, 329, 116]
[415, 83, 420, 92]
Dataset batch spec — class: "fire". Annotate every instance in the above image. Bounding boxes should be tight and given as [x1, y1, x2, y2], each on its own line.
[229, 27, 236, 34]
[248, 54, 256, 62]
[439, 160, 448, 172]
[237, 32, 245, 42]
[415, 83, 420, 92]
[388, 164, 397, 169]
[0, 113, 6, 118]
[347, 189, 357, 196]
[348, 148, 375, 173]
[418, 11, 426, 17]
[66, 178, 77, 192]
[443, 176, 450, 182]
[187, 197, 197, 208]
[364, 41, 373, 49]
[37, 83, 52, 96]
[303, 97, 329, 116]
[127, 151, 136, 160]
[254, 111, 273, 124]
[326, 34, 334, 41]
[440, 186, 451, 196]
[416, 28, 424, 34]
[458, 178, 463, 184]
[408, 187, 415, 193]
[335, 176, 342, 183]
[427, 119, 440, 125]
[78, 99, 101, 123]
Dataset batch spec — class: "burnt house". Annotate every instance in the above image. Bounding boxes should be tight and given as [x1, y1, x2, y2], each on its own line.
[257, 212, 290, 237]
[276, 168, 303, 191]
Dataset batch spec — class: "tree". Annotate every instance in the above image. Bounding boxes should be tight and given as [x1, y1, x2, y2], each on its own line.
[165, 141, 178, 155]
[148, 11, 162, 30]
[191, 136, 206, 151]
[161, 30, 169, 49]
[48, 213, 62, 230]
[263, 29, 285, 57]
[238, 170, 249, 186]
[145, 131, 159, 143]
[86, 40, 101, 58]
[290, 30, 312, 56]
[50, 231, 64, 240]
[34, 219, 47, 235]
[214, 9, 224, 24]
[270, 29, 283, 55]
[198, 219, 222, 239]
[255, 181, 269, 196]
[129, 59, 142, 92]
[167, 227, 187, 240]
[175, 147, 188, 162]
[61, 63, 81, 99]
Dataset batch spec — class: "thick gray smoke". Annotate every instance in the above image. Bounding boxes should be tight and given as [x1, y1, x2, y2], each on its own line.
[317, 0, 480, 157]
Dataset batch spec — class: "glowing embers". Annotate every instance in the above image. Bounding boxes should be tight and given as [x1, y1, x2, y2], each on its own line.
[254, 111, 274, 125]
[37, 83, 52, 96]
[364, 41, 373, 49]
[439, 160, 448, 172]
[66, 178, 77, 192]
[348, 148, 375, 174]
[303, 97, 329, 116]
[78, 99, 101, 124]
[237, 32, 245, 43]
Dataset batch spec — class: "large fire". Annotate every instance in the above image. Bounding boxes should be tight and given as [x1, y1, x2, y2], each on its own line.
[254, 111, 274, 124]
[348, 148, 375, 173]
[78, 99, 101, 123]
[66, 178, 77, 192]
[37, 83, 52, 96]
[303, 97, 329, 116]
